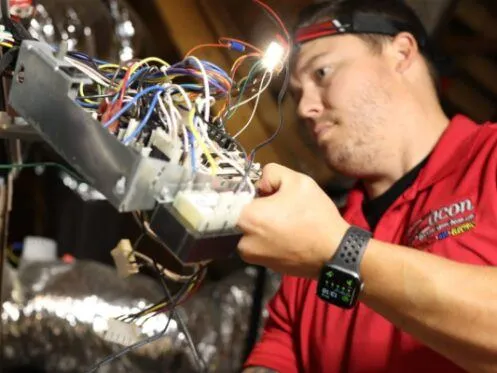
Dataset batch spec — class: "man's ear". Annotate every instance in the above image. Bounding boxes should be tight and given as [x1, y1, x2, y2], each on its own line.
[390, 32, 419, 74]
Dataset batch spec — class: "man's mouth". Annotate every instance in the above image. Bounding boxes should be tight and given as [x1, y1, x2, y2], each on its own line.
[313, 123, 334, 142]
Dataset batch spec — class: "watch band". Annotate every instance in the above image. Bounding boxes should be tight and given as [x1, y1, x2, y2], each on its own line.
[330, 226, 372, 274]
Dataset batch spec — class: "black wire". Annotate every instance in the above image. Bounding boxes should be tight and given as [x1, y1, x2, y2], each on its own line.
[237, 61, 290, 192]
[84, 276, 196, 373]
[152, 261, 207, 373]
[199, 116, 249, 162]
[78, 93, 116, 100]
[86, 202, 209, 373]
[250, 61, 290, 158]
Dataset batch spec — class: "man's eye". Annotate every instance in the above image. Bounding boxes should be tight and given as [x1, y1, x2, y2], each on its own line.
[315, 67, 330, 80]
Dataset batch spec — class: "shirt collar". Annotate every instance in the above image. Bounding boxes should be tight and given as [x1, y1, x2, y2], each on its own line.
[410, 114, 481, 196]
[342, 114, 483, 219]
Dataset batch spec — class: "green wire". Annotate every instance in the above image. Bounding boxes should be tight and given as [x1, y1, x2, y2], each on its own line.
[226, 61, 263, 120]
[0, 162, 84, 182]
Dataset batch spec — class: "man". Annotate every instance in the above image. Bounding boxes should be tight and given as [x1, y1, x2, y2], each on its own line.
[236, 1, 497, 372]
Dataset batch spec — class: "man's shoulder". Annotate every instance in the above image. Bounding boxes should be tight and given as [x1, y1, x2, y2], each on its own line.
[470, 119, 497, 142]
[466, 121, 497, 162]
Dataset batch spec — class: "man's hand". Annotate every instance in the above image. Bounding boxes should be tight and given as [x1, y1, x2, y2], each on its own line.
[237, 163, 349, 278]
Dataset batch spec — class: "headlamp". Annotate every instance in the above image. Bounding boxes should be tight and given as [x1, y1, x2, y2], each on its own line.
[294, 12, 427, 51]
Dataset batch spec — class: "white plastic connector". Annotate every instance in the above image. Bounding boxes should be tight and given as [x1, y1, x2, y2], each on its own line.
[110, 239, 139, 278]
[141, 147, 152, 157]
[262, 41, 285, 72]
[173, 190, 253, 232]
[104, 318, 141, 346]
[150, 128, 182, 163]
[124, 118, 139, 140]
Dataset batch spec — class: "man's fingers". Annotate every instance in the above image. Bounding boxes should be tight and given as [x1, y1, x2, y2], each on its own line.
[257, 163, 294, 196]
[237, 234, 259, 264]
[237, 196, 268, 232]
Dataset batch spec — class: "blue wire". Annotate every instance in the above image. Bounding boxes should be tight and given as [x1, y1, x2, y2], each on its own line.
[188, 131, 196, 173]
[103, 85, 165, 128]
[122, 91, 162, 145]
[109, 67, 151, 104]
[179, 84, 203, 91]
[77, 100, 100, 109]
[68, 51, 110, 65]
[202, 60, 232, 81]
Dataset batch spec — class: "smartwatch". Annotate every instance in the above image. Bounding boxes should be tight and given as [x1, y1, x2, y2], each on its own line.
[316, 226, 372, 309]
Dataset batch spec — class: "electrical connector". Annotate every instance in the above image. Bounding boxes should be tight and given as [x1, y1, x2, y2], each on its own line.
[149, 128, 182, 163]
[104, 318, 141, 346]
[229, 41, 246, 53]
[173, 190, 252, 232]
[110, 239, 139, 278]
[124, 118, 139, 140]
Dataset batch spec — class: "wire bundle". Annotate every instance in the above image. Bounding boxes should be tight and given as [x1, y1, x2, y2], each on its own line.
[65, 50, 279, 190]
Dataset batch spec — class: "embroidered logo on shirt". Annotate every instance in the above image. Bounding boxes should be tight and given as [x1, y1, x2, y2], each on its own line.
[407, 198, 476, 248]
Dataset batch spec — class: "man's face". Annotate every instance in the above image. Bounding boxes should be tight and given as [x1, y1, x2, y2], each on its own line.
[290, 34, 400, 177]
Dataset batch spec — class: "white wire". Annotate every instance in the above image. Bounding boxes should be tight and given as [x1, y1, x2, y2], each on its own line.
[185, 56, 211, 123]
[165, 83, 193, 111]
[162, 90, 187, 164]
[233, 70, 271, 139]
[156, 96, 172, 132]
[65, 57, 111, 87]
[0, 33, 14, 42]
[160, 90, 178, 140]
[193, 116, 255, 197]
[159, 83, 192, 141]
[169, 99, 190, 166]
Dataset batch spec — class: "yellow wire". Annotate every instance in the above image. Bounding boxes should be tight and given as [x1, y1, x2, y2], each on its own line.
[98, 63, 127, 71]
[0, 42, 12, 48]
[128, 57, 170, 76]
[139, 281, 197, 316]
[187, 109, 218, 175]
[78, 83, 100, 105]
[7, 247, 19, 264]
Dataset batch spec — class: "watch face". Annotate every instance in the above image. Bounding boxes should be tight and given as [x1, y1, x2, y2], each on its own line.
[317, 265, 361, 309]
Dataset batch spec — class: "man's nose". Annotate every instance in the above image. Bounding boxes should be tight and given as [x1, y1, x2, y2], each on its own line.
[297, 91, 323, 121]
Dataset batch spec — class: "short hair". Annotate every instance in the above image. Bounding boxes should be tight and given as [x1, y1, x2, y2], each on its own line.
[293, 0, 438, 83]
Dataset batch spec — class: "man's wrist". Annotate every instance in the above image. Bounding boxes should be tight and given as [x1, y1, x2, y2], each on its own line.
[316, 225, 371, 308]
[358, 238, 386, 299]
[314, 222, 351, 280]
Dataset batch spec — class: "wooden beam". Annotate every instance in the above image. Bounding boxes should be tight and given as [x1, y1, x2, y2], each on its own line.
[444, 78, 496, 122]
[404, 0, 457, 35]
[153, 0, 286, 166]
[454, 0, 497, 38]
[440, 32, 497, 55]
[456, 54, 497, 99]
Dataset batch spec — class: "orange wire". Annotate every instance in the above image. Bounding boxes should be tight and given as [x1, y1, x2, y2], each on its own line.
[214, 102, 228, 121]
[231, 53, 260, 78]
[252, 0, 290, 40]
[185, 43, 229, 57]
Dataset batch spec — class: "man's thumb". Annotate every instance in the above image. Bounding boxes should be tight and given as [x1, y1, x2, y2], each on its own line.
[256, 163, 293, 196]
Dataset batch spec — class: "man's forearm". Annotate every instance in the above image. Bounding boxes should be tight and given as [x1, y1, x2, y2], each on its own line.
[360, 239, 497, 373]
[243, 368, 278, 373]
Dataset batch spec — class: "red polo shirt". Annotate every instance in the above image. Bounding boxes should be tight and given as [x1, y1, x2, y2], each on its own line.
[245, 115, 497, 373]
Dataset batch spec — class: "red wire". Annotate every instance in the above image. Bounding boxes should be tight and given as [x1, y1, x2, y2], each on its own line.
[252, 0, 290, 40]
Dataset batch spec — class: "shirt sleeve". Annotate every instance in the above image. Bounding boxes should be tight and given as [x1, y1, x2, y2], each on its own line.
[243, 276, 300, 373]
